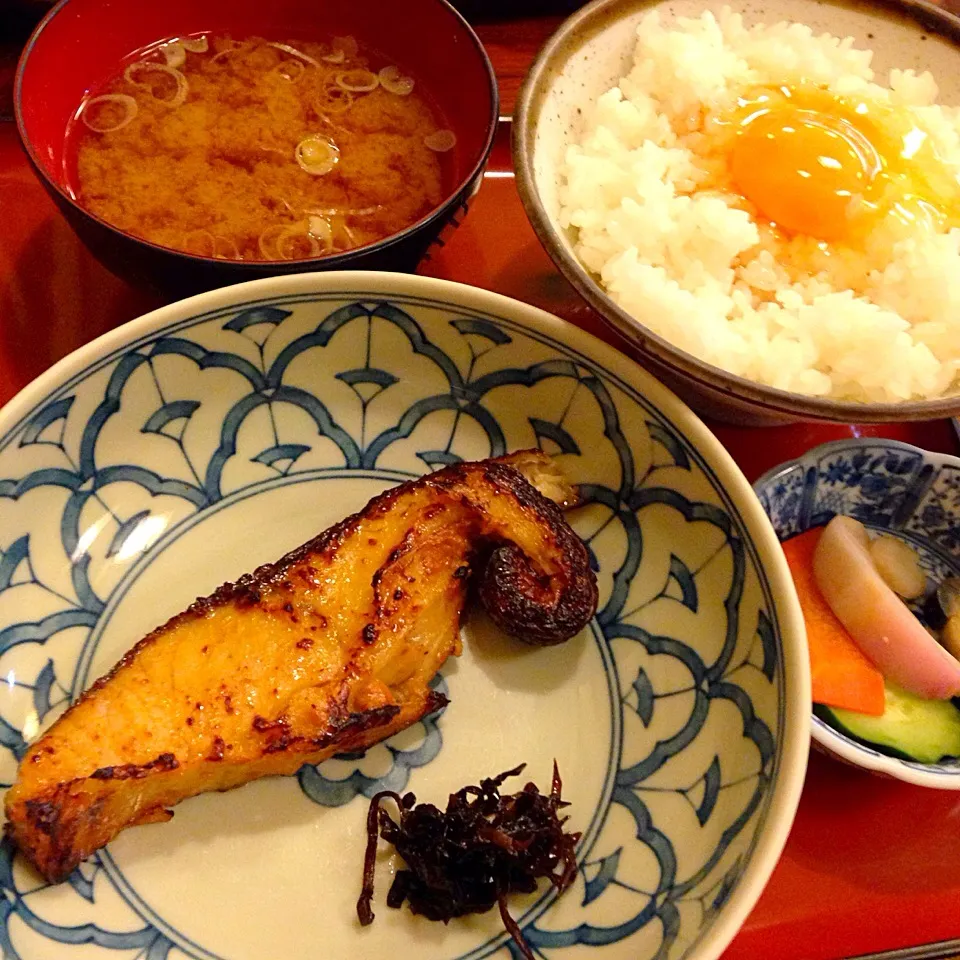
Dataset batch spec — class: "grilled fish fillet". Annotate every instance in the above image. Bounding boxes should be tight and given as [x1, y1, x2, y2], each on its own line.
[5, 451, 597, 882]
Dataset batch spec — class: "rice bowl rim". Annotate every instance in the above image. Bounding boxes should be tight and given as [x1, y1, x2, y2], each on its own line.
[513, 0, 960, 423]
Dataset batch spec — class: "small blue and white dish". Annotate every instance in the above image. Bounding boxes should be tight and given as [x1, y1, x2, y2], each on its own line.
[0, 272, 808, 960]
[755, 437, 960, 789]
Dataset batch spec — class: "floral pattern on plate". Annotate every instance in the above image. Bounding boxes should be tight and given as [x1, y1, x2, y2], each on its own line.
[0, 280, 803, 960]
[756, 437, 960, 788]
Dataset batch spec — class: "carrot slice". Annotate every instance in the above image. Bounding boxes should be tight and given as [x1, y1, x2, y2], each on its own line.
[782, 529, 886, 716]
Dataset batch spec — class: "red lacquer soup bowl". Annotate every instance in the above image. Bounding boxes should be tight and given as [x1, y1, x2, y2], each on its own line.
[16, 0, 498, 297]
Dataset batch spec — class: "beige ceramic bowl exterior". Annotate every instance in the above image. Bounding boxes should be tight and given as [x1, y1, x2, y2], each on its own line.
[514, 0, 960, 425]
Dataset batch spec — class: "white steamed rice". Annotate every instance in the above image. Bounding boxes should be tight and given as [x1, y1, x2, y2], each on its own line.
[559, 9, 960, 402]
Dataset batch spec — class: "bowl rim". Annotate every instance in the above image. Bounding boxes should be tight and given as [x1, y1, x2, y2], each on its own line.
[0, 268, 811, 960]
[754, 435, 960, 789]
[13, 0, 499, 270]
[512, 0, 960, 423]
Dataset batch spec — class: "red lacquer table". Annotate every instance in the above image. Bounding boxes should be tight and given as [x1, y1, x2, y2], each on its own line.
[2, 11, 960, 960]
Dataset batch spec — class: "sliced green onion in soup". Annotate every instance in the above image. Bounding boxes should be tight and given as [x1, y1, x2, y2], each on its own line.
[276, 224, 320, 259]
[124, 61, 189, 108]
[181, 232, 241, 260]
[307, 216, 335, 250]
[336, 69, 379, 93]
[268, 42, 321, 68]
[305, 205, 382, 218]
[378, 66, 415, 96]
[314, 86, 355, 117]
[258, 222, 324, 260]
[210, 40, 252, 64]
[424, 129, 456, 152]
[182, 229, 216, 257]
[270, 59, 305, 82]
[295, 134, 340, 175]
[214, 237, 242, 260]
[158, 40, 186, 69]
[321, 35, 359, 64]
[80, 94, 138, 133]
[182, 36, 209, 54]
[258, 224, 285, 260]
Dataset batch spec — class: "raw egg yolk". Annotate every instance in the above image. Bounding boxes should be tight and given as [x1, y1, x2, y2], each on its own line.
[724, 84, 959, 244]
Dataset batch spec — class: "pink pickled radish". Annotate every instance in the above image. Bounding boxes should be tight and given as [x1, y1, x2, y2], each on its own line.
[813, 516, 960, 700]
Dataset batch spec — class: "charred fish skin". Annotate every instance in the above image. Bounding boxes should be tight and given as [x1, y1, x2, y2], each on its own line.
[467, 461, 598, 646]
[5, 452, 597, 883]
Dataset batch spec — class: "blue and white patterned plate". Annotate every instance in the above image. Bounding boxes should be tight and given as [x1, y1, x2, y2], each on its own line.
[755, 437, 960, 789]
[0, 273, 808, 960]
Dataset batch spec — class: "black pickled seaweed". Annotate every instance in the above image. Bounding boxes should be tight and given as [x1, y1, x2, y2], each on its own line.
[357, 763, 580, 960]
